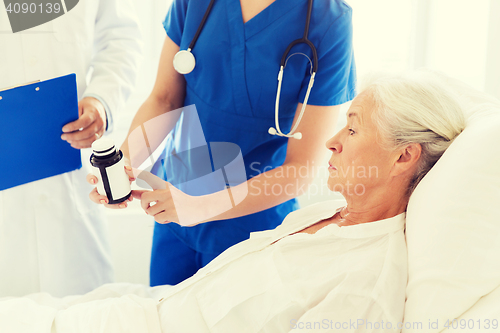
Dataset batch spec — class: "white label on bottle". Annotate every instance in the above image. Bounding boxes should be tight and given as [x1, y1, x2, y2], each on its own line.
[92, 158, 131, 200]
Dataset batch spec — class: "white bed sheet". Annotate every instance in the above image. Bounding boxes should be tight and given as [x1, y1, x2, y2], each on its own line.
[0, 283, 171, 333]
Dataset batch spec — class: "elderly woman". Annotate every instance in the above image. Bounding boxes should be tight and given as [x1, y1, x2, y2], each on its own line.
[151, 71, 465, 332]
[0, 71, 465, 332]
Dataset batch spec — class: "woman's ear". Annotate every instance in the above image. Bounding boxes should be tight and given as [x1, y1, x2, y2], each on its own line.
[393, 143, 422, 176]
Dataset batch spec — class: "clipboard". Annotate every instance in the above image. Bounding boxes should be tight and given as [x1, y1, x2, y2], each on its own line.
[0, 74, 82, 191]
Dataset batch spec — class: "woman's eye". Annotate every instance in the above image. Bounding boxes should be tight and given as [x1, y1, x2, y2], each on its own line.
[348, 128, 356, 135]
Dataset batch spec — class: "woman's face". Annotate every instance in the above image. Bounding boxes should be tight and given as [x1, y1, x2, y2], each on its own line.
[325, 91, 397, 196]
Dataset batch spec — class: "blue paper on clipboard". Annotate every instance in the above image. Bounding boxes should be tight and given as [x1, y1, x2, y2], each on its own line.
[0, 74, 82, 191]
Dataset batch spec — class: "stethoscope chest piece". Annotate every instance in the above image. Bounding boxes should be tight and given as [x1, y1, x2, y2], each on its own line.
[173, 49, 196, 74]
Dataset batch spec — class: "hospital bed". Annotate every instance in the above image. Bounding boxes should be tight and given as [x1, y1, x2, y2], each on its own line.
[1, 95, 500, 333]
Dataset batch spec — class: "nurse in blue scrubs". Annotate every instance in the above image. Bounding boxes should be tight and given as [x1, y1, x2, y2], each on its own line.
[94, 0, 356, 285]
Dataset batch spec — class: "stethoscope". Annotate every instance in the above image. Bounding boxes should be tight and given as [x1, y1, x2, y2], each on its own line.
[173, 0, 318, 140]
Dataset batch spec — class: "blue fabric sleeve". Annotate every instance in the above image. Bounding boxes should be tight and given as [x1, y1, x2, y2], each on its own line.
[299, 6, 357, 106]
[163, 0, 189, 46]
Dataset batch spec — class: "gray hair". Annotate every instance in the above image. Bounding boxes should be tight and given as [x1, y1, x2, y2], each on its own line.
[364, 71, 466, 196]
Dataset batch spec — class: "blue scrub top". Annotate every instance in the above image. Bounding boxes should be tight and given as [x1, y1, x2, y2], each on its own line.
[156, 0, 356, 254]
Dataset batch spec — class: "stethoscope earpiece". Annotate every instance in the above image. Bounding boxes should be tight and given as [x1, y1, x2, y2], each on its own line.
[269, 127, 303, 140]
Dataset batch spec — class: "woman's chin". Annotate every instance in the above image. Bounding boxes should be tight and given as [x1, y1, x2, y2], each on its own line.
[326, 180, 343, 193]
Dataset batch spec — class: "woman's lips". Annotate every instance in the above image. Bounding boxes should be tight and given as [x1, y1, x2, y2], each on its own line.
[328, 162, 337, 170]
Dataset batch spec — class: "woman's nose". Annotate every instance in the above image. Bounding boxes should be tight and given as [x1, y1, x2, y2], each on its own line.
[325, 133, 342, 153]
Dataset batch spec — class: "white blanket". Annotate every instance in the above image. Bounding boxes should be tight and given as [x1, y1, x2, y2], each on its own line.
[0, 283, 170, 333]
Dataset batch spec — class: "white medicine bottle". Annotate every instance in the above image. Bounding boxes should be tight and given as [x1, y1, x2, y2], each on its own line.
[90, 138, 131, 204]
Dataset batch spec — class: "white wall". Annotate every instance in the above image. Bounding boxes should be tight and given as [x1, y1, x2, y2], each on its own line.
[105, 0, 500, 286]
[424, 0, 490, 91]
[484, 0, 500, 99]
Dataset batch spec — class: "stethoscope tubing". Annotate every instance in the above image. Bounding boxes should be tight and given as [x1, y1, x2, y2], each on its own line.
[175, 0, 318, 140]
[279, 0, 318, 72]
[273, 0, 317, 139]
[189, 0, 216, 51]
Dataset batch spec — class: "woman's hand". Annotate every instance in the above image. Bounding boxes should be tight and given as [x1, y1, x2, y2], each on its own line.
[132, 179, 203, 227]
[131, 186, 179, 224]
[130, 170, 212, 227]
[87, 162, 210, 225]
[86, 164, 135, 209]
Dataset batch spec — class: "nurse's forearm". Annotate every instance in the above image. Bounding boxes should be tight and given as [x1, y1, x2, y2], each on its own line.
[201, 161, 314, 222]
[120, 35, 186, 168]
[121, 96, 182, 169]
[193, 103, 339, 223]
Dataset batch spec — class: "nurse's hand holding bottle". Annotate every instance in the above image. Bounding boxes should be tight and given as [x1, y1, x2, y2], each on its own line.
[86, 162, 135, 209]
[87, 162, 245, 226]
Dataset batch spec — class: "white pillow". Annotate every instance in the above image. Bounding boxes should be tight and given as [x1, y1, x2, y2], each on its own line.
[403, 111, 500, 333]
[448, 284, 500, 332]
